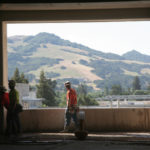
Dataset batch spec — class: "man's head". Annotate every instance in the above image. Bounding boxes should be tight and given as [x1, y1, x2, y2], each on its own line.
[65, 81, 71, 89]
[9, 80, 16, 90]
[0, 86, 6, 95]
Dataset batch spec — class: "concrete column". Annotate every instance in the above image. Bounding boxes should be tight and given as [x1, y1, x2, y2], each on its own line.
[0, 21, 8, 87]
[0, 21, 7, 134]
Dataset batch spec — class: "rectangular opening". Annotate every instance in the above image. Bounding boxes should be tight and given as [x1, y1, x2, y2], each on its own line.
[7, 21, 150, 109]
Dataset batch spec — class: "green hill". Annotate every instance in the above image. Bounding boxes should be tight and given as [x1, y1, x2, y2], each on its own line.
[8, 32, 150, 90]
[123, 50, 150, 63]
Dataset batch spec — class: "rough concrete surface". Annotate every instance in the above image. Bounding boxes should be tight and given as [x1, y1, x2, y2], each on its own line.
[20, 108, 150, 132]
[1, 132, 150, 150]
[1, 141, 150, 150]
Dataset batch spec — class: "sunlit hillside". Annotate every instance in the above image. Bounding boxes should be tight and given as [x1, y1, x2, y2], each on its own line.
[8, 32, 150, 90]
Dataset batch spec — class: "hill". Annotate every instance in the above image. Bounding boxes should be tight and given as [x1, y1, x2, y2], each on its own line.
[7, 32, 150, 90]
[123, 50, 150, 63]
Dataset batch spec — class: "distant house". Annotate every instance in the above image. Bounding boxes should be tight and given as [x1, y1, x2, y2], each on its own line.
[22, 96, 44, 109]
[16, 83, 30, 104]
[16, 83, 43, 108]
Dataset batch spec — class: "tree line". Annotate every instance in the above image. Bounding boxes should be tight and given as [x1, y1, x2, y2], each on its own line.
[10, 68, 29, 83]
[36, 70, 98, 107]
[11, 68, 150, 107]
[104, 76, 150, 96]
[11, 68, 98, 107]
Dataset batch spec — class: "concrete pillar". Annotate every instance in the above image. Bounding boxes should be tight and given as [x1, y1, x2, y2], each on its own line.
[0, 21, 7, 134]
[0, 21, 7, 87]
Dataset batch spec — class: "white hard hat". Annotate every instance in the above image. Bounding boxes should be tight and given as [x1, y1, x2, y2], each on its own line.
[65, 81, 70, 85]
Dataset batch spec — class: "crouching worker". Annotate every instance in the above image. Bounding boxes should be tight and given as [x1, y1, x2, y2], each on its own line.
[6, 80, 22, 136]
[61, 81, 79, 133]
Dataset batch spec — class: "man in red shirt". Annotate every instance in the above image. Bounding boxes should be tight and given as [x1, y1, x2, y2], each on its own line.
[61, 81, 78, 132]
[0, 86, 10, 135]
[0, 86, 9, 110]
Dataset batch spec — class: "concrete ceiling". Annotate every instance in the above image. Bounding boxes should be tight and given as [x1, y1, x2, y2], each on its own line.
[0, 0, 144, 3]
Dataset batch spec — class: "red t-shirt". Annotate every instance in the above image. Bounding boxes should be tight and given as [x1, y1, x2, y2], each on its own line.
[1, 93, 10, 109]
[66, 88, 77, 107]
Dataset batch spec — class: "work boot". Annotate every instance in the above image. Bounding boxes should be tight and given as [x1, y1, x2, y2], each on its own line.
[60, 126, 69, 133]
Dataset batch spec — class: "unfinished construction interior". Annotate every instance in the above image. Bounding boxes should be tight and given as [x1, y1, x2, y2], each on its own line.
[1, 1, 150, 147]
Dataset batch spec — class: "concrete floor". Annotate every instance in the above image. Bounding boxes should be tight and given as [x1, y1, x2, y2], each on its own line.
[1, 132, 150, 150]
[5, 132, 150, 142]
[1, 141, 150, 150]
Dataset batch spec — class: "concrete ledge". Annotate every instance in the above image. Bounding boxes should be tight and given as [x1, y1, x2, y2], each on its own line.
[20, 108, 65, 132]
[84, 108, 150, 131]
[20, 108, 150, 132]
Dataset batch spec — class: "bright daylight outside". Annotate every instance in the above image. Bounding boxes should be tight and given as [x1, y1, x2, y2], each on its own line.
[7, 22, 150, 109]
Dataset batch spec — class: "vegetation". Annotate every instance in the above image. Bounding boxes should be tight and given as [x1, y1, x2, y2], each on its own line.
[8, 32, 150, 91]
[147, 83, 150, 92]
[123, 50, 150, 63]
[110, 84, 122, 95]
[132, 76, 141, 91]
[10, 68, 150, 107]
[77, 84, 99, 106]
[36, 70, 58, 106]
[7, 32, 150, 109]
[133, 90, 148, 95]
[58, 83, 98, 107]
[11, 67, 28, 83]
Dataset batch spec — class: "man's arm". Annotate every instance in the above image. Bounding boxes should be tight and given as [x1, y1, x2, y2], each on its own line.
[67, 90, 71, 108]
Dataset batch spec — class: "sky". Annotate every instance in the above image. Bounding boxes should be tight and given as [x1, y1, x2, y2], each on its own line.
[7, 21, 150, 56]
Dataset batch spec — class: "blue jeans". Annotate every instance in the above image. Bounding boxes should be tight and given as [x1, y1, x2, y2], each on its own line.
[65, 108, 78, 128]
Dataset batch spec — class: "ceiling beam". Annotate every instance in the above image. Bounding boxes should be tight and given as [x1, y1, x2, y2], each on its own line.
[0, 1, 150, 11]
[1, 8, 150, 22]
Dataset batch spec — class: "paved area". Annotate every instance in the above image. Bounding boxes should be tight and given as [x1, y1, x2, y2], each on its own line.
[1, 132, 150, 150]
[0, 140, 150, 150]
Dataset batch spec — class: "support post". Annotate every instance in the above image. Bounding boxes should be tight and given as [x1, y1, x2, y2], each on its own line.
[0, 21, 7, 134]
[117, 99, 120, 108]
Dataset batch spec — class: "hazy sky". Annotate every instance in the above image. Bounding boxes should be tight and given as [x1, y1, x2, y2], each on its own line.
[7, 21, 150, 56]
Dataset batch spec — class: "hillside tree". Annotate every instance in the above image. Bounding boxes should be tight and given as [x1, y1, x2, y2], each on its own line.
[36, 70, 58, 106]
[77, 83, 87, 97]
[77, 83, 98, 106]
[11, 68, 20, 83]
[104, 86, 109, 96]
[20, 72, 29, 83]
[147, 83, 150, 91]
[110, 84, 122, 95]
[11, 67, 28, 83]
[132, 76, 141, 91]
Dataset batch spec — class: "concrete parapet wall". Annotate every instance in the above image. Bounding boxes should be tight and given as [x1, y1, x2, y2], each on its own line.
[20, 108, 65, 132]
[20, 108, 150, 132]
